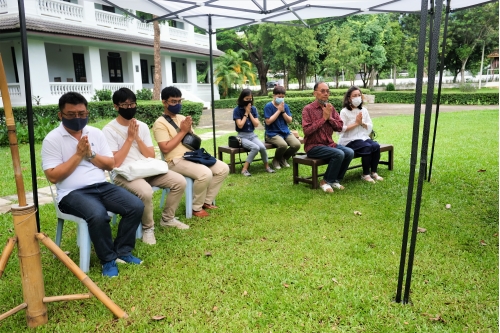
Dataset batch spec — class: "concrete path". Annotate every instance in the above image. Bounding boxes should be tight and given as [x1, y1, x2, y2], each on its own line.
[1, 103, 497, 214]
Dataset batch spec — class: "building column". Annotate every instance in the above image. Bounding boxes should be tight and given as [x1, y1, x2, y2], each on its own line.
[186, 58, 197, 92]
[27, 39, 52, 103]
[161, 54, 173, 88]
[85, 46, 102, 92]
[22, 0, 39, 15]
[81, 0, 97, 24]
[126, 51, 142, 92]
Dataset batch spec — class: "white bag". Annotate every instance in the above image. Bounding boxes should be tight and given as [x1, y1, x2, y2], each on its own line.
[113, 158, 168, 181]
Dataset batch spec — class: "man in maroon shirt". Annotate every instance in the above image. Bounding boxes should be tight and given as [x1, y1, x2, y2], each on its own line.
[302, 82, 354, 193]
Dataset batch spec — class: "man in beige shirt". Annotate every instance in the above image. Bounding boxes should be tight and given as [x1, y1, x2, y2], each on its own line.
[153, 86, 229, 218]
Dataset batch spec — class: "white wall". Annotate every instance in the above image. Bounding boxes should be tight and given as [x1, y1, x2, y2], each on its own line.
[45, 43, 77, 82]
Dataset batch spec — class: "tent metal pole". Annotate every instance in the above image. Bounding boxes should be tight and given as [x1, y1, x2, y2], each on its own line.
[403, 0, 443, 304]
[17, 0, 40, 231]
[395, 0, 428, 304]
[428, 0, 451, 182]
[208, 14, 217, 157]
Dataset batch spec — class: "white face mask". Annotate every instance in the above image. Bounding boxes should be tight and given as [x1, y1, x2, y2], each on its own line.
[351, 96, 362, 107]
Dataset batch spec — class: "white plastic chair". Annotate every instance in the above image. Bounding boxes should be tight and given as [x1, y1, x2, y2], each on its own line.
[47, 180, 117, 273]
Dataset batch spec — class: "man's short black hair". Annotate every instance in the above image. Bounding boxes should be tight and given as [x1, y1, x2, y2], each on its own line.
[58, 92, 88, 111]
[273, 86, 286, 95]
[113, 87, 136, 105]
[161, 86, 182, 101]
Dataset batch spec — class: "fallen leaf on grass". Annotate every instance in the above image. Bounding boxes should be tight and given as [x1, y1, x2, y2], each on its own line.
[204, 251, 212, 257]
[445, 204, 451, 209]
[151, 315, 166, 321]
[354, 211, 362, 216]
[131, 306, 136, 312]
[212, 306, 218, 311]
[428, 314, 445, 323]
[318, 285, 324, 290]
[404, 321, 409, 325]
[477, 169, 486, 172]
[283, 283, 289, 288]
[417, 227, 427, 233]
[494, 233, 498, 237]
[332, 278, 339, 284]
[242, 290, 248, 296]
[63, 251, 70, 255]
[480, 240, 487, 246]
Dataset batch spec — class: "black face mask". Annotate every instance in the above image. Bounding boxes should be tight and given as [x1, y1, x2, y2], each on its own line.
[62, 117, 88, 132]
[118, 107, 137, 120]
[240, 100, 252, 107]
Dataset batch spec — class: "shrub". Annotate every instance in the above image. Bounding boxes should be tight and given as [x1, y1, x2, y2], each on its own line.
[0, 101, 204, 146]
[372, 91, 498, 105]
[136, 88, 153, 100]
[458, 83, 477, 93]
[266, 88, 370, 98]
[91, 89, 112, 101]
[386, 83, 395, 91]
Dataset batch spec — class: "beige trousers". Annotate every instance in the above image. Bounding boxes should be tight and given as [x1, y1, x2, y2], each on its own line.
[168, 157, 229, 211]
[114, 171, 186, 229]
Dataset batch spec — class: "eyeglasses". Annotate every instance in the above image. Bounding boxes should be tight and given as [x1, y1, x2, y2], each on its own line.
[61, 111, 89, 119]
[315, 89, 330, 94]
[118, 102, 137, 108]
[167, 99, 183, 106]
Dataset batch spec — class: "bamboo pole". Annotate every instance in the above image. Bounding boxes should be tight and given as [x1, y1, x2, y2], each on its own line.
[0, 303, 27, 321]
[35, 233, 129, 319]
[43, 294, 92, 303]
[0, 237, 17, 278]
[0, 55, 26, 206]
[12, 205, 47, 327]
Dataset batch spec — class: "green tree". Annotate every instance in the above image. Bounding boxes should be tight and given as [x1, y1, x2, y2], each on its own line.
[446, 2, 499, 83]
[214, 49, 256, 98]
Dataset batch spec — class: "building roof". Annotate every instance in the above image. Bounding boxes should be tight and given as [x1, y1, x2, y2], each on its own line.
[487, 49, 499, 58]
[0, 14, 224, 57]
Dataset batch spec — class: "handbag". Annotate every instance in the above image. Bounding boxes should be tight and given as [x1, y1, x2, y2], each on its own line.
[183, 148, 217, 166]
[228, 135, 242, 148]
[113, 158, 169, 181]
[107, 123, 169, 181]
[162, 114, 202, 151]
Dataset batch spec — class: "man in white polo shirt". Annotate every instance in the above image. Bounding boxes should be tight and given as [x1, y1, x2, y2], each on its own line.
[42, 92, 145, 278]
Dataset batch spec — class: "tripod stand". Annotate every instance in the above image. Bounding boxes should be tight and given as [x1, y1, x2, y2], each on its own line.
[0, 55, 128, 328]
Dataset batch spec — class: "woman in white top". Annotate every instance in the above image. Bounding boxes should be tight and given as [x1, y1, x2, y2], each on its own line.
[338, 86, 383, 183]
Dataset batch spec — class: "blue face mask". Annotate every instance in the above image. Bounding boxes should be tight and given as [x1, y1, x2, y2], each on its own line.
[62, 117, 88, 132]
[167, 104, 182, 114]
[275, 97, 284, 104]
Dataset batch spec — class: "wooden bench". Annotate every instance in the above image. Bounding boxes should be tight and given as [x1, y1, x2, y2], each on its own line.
[292, 144, 394, 189]
[218, 139, 303, 174]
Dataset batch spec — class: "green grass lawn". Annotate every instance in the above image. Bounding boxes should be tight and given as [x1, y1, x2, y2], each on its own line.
[0, 110, 497, 332]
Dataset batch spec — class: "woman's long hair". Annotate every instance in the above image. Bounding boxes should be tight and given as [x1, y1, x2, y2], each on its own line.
[237, 89, 253, 107]
[343, 86, 363, 110]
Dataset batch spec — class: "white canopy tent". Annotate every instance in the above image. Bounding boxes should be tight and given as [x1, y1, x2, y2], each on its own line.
[12, 0, 497, 305]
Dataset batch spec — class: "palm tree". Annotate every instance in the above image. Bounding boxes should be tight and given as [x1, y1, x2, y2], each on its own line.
[214, 49, 256, 97]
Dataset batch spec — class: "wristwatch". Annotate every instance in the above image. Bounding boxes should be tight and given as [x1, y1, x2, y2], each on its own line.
[86, 150, 96, 161]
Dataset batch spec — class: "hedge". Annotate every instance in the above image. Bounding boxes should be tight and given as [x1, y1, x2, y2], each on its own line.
[372, 91, 499, 105]
[213, 96, 268, 109]
[0, 100, 203, 146]
[266, 88, 371, 98]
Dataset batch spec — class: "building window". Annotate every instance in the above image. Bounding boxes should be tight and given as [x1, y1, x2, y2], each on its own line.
[140, 59, 149, 84]
[107, 53, 123, 83]
[73, 53, 87, 83]
[11, 47, 19, 83]
[102, 5, 115, 13]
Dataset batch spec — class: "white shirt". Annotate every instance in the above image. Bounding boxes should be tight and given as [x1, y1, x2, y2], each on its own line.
[41, 124, 113, 203]
[338, 107, 373, 146]
[102, 119, 153, 166]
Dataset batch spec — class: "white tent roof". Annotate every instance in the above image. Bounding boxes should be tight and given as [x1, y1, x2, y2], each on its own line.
[91, 0, 496, 31]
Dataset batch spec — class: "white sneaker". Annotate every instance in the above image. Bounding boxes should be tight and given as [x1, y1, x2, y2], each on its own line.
[160, 218, 190, 230]
[280, 159, 290, 168]
[142, 228, 156, 245]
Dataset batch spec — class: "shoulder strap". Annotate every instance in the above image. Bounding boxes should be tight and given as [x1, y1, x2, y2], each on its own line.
[107, 122, 142, 157]
[162, 114, 180, 133]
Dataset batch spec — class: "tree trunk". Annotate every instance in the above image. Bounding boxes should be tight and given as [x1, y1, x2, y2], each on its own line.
[460, 59, 468, 84]
[393, 64, 397, 86]
[368, 67, 376, 89]
[153, 16, 162, 100]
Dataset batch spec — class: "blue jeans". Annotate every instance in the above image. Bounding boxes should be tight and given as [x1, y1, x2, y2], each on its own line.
[307, 145, 354, 184]
[59, 182, 144, 264]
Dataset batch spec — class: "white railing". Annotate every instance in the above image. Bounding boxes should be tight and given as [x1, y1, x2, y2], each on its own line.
[168, 27, 188, 41]
[0, 0, 7, 9]
[0, 84, 21, 98]
[194, 33, 209, 47]
[95, 9, 129, 30]
[38, 0, 83, 21]
[102, 83, 134, 92]
[137, 21, 153, 35]
[50, 83, 92, 96]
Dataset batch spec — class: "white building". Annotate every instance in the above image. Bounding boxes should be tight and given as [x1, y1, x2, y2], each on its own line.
[0, 0, 222, 107]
